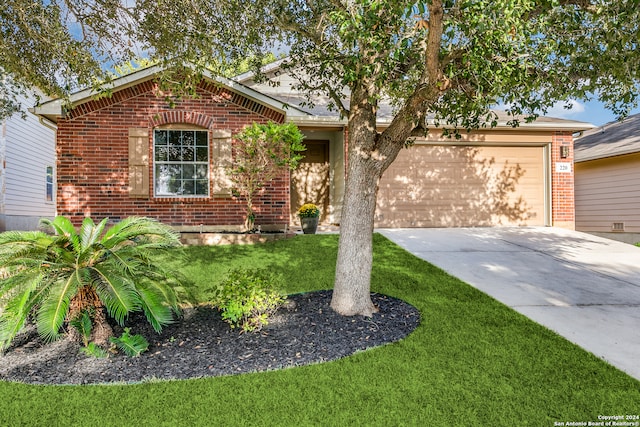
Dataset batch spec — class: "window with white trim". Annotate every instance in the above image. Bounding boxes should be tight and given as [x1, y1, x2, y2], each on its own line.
[153, 129, 209, 197]
[45, 166, 54, 202]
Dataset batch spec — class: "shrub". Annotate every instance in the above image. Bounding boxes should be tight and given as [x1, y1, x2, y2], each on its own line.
[0, 216, 190, 352]
[211, 268, 286, 333]
[228, 122, 305, 231]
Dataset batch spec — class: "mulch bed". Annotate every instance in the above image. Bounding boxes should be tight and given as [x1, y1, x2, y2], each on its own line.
[0, 291, 420, 385]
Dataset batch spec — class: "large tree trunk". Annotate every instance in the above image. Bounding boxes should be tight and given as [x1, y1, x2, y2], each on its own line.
[330, 147, 381, 316]
[330, 83, 386, 316]
[330, 80, 434, 316]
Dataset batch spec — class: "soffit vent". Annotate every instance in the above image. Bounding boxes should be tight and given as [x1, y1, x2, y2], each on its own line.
[612, 222, 625, 232]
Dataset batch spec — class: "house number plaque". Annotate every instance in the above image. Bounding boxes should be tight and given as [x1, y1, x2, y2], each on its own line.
[555, 162, 572, 173]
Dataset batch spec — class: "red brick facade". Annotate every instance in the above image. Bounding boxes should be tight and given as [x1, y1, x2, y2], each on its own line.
[551, 131, 575, 229]
[55, 79, 289, 228]
[53, 74, 577, 230]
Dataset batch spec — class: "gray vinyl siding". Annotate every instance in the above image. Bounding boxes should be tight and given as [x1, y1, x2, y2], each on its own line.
[2, 90, 55, 229]
[575, 153, 640, 233]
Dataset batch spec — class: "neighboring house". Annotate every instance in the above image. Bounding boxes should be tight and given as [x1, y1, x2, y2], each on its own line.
[0, 88, 56, 231]
[33, 63, 592, 231]
[574, 113, 640, 243]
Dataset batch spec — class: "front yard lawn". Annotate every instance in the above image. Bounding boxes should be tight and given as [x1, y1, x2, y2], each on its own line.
[1, 234, 638, 426]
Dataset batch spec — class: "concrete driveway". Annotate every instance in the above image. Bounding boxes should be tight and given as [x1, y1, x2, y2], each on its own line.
[378, 227, 640, 381]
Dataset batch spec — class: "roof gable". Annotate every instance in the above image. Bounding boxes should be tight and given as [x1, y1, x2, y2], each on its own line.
[32, 63, 309, 123]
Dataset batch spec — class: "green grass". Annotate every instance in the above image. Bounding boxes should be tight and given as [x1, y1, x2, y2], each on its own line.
[1, 234, 639, 426]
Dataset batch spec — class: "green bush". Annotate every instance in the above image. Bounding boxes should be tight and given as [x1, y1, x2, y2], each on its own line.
[0, 215, 189, 352]
[211, 268, 286, 333]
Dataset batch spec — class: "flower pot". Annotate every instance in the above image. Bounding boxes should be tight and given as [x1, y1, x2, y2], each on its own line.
[300, 217, 319, 234]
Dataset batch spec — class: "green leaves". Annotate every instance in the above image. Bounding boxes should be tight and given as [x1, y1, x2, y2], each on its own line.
[228, 122, 305, 230]
[109, 328, 149, 357]
[211, 268, 286, 333]
[70, 310, 93, 347]
[0, 216, 187, 352]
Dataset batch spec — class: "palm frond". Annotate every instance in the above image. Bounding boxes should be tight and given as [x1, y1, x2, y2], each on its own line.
[80, 217, 109, 253]
[0, 269, 42, 302]
[101, 249, 146, 278]
[43, 216, 80, 254]
[92, 265, 140, 325]
[103, 217, 181, 250]
[137, 285, 175, 333]
[0, 230, 51, 247]
[35, 275, 78, 342]
[0, 290, 33, 351]
[0, 231, 51, 264]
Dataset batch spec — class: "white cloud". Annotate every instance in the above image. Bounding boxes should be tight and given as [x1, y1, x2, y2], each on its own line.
[544, 99, 586, 118]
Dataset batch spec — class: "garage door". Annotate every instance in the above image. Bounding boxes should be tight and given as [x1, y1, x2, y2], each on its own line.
[376, 145, 546, 227]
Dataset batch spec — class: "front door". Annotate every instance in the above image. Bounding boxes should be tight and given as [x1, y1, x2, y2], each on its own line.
[291, 140, 330, 223]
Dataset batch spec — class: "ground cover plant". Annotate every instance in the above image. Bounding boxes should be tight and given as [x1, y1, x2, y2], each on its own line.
[1, 234, 639, 426]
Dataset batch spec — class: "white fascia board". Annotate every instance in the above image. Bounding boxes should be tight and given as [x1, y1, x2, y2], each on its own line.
[289, 116, 347, 127]
[424, 118, 596, 132]
[288, 115, 595, 132]
[32, 63, 310, 121]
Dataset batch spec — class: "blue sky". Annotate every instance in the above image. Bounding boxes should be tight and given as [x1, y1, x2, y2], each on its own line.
[543, 99, 640, 128]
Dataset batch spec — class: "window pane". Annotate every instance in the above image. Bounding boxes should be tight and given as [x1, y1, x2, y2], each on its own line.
[46, 166, 54, 202]
[196, 180, 208, 195]
[155, 130, 168, 145]
[196, 147, 208, 162]
[168, 145, 181, 161]
[180, 180, 194, 195]
[155, 164, 180, 195]
[155, 147, 168, 162]
[169, 131, 180, 147]
[196, 164, 208, 179]
[182, 131, 195, 147]
[196, 132, 208, 146]
[183, 164, 194, 179]
[181, 146, 194, 162]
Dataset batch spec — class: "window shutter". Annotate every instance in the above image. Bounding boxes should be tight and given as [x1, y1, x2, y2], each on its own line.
[211, 129, 232, 197]
[128, 128, 149, 198]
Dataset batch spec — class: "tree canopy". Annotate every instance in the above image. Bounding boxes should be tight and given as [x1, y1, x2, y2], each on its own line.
[2, 1, 639, 121]
[2, 0, 639, 315]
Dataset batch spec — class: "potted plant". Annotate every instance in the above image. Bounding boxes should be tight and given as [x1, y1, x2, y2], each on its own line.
[297, 203, 320, 234]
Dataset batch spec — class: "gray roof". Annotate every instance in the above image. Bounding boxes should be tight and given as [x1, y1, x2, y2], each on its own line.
[575, 113, 640, 162]
[32, 60, 594, 132]
[237, 63, 593, 131]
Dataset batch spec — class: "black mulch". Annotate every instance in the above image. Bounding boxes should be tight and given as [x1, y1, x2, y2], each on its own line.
[0, 291, 420, 385]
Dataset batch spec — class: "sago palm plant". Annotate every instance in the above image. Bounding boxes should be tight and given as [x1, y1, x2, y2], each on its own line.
[0, 216, 188, 351]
